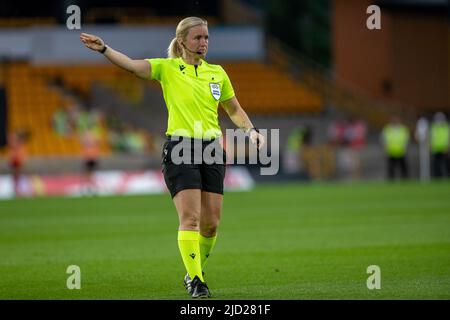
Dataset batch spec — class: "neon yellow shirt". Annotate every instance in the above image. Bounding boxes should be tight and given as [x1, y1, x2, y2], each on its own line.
[431, 122, 450, 153]
[146, 57, 235, 139]
[382, 124, 409, 157]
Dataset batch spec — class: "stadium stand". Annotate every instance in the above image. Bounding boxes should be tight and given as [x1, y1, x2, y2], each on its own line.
[0, 17, 56, 28]
[3, 60, 323, 156]
[5, 62, 110, 156]
[222, 62, 323, 114]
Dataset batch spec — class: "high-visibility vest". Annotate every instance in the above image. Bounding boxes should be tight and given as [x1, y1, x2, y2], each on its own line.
[430, 122, 450, 153]
[382, 124, 409, 157]
[286, 127, 305, 152]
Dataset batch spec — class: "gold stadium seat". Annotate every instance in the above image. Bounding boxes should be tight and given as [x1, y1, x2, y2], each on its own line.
[5, 63, 112, 156]
[220, 61, 323, 114]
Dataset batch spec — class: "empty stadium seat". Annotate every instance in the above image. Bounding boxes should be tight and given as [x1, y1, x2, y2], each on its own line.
[221, 62, 323, 114]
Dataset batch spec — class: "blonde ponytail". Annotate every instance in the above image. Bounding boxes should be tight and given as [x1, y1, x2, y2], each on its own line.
[167, 17, 208, 58]
[167, 37, 182, 58]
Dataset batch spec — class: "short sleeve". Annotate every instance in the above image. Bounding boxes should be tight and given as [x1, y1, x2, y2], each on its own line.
[146, 58, 165, 81]
[219, 66, 235, 102]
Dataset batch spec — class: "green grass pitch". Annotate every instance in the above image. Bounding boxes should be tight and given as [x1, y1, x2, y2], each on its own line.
[1, 180, 449, 299]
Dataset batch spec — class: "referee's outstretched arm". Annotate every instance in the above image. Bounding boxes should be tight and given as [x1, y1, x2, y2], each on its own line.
[80, 33, 151, 80]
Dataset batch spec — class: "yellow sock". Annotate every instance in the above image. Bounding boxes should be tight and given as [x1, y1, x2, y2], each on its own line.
[178, 230, 204, 282]
[199, 234, 217, 269]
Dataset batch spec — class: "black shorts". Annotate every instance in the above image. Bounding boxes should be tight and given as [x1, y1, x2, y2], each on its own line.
[161, 136, 226, 198]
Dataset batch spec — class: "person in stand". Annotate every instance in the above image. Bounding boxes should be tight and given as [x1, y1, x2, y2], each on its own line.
[344, 117, 367, 180]
[8, 130, 27, 197]
[80, 127, 101, 195]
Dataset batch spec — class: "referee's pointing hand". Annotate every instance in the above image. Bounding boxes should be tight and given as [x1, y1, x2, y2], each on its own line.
[80, 33, 105, 52]
[250, 130, 266, 150]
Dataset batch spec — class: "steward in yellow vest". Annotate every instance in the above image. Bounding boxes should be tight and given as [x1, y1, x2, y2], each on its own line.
[430, 112, 450, 178]
[381, 117, 410, 180]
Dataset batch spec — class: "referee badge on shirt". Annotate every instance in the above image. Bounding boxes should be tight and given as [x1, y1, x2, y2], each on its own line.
[209, 83, 221, 101]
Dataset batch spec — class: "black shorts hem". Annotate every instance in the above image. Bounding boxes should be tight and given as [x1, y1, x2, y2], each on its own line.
[170, 185, 202, 198]
[201, 186, 224, 195]
[170, 185, 224, 198]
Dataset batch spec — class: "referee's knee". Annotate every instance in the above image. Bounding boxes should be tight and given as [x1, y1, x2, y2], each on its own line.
[200, 223, 218, 237]
[180, 215, 200, 230]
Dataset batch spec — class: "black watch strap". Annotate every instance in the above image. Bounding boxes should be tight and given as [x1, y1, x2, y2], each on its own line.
[100, 45, 108, 54]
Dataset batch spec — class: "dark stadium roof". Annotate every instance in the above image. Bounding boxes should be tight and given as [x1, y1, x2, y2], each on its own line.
[376, 0, 450, 14]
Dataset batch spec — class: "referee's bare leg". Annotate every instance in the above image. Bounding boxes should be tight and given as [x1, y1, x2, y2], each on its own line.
[173, 189, 204, 283]
[173, 189, 221, 297]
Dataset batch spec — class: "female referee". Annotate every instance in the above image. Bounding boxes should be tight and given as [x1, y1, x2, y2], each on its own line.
[80, 16, 265, 298]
